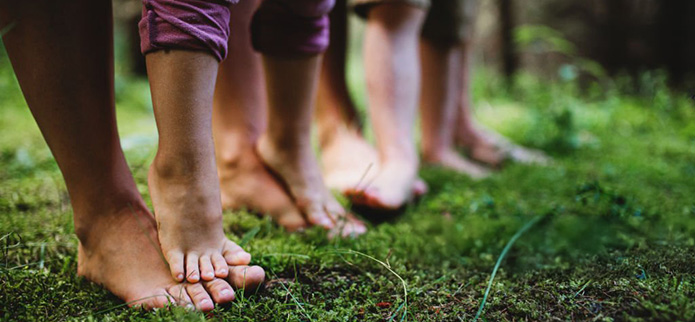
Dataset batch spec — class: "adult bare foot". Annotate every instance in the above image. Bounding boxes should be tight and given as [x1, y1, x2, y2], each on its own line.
[76, 202, 264, 311]
[257, 134, 367, 237]
[218, 146, 309, 232]
[148, 159, 251, 284]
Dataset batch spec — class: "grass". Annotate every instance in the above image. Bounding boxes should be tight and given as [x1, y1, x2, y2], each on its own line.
[2, 36, 695, 321]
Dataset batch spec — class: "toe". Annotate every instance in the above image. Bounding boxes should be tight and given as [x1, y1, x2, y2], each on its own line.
[185, 283, 215, 312]
[167, 251, 185, 282]
[167, 284, 194, 309]
[412, 178, 428, 197]
[325, 196, 346, 220]
[222, 241, 251, 266]
[185, 253, 200, 283]
[344, 215, 367, 237]
[128, 289, 175, 310]
[276, 209, 309, 232]
[199, 255, 215, 281]
[211, 253, 229, 278]
[228, 265, 266, 293]
[203, 278, 236, 304]
[303, 202, 335, 230]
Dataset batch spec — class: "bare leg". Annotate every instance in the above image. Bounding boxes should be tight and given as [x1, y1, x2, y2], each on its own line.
[419, 39, 489, 178]
[0, 0, 262, 311]
[213, 0, 308, 231]
[453, 38, 550, 166]
[257, 55, 366, 237]
[316, 0, 380, 194]
[317, 0, 428, 199]
[344, 4, 426, 209]
[146, 50, 255, 285]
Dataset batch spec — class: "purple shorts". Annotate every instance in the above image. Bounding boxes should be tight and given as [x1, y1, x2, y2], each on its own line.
[139, 0, 335, 61]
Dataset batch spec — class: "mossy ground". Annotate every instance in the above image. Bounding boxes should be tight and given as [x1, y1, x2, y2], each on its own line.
[1, 37, 695, 321]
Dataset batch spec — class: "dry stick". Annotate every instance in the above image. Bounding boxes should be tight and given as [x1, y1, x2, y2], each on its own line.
[472, 214, 546, 322]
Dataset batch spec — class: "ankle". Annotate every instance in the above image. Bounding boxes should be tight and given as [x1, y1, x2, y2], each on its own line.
[216, 141, 256, 169]
[260, 131, 312, 155]
[74, 200, 151, 248]
[421, 145, 446, 163]
[152, 151, 213, 179]
[319, 124, 361, 149]
[380, 141, 418, 164]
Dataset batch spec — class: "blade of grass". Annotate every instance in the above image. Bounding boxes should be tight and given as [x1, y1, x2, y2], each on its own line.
[472, 214, 546, 322]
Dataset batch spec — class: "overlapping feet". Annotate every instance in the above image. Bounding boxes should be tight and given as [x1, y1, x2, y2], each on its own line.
[76, 202, 264, 312]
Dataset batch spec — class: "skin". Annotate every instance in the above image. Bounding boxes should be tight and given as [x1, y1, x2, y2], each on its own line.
[419, 39, 490, 177]
[146, 50, 252, 284]
[439, 14, 551, 168]
[213, 0, 365, 237]
[0, 0, 264, 311]
[343, 3, 427, 209]
[316, 0, 428, 206]
[257, 54, 366, 237]
[316, 0, 383, 195]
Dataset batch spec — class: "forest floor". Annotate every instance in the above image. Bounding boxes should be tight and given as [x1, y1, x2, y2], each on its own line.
[2, 42, 695, 321]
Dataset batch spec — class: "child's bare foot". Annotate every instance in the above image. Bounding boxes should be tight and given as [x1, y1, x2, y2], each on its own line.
[76, 202, 264, 311]
[457, 125, 551, 166]
[218, 146, 309, 231]
[321, 129, 428, 201]
[321, 129, 380, 193]
[257, 134, 367, 237]
[423, 148, 490, 179]
[148, 159, 251, 284]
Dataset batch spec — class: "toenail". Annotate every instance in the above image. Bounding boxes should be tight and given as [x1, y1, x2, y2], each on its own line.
[177, 274, 184, 280]
[221, 289, 232, 297]
[320, 218, 333, 227]
[185, 303, 195, 310]
[201, 299, 211, 305]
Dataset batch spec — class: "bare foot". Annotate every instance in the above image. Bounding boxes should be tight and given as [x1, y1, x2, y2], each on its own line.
[321, 129, 428, 202]
[457, 125, 551, 166]
[257, 134, 367, 238]
[345, 157, 419, 210]
[148, 160, 251, 284]
[218, 146, 309, 232]
[423, 148, 490, 179]
[321, 129, 380, 194]
[76, 202, 264, 311]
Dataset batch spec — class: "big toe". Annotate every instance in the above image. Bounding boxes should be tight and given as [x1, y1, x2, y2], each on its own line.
[228, 265, 266, 293]
[329, 215, 367, 238]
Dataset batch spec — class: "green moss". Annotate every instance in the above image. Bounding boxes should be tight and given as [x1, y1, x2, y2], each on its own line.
[2, 41, 695, 321]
